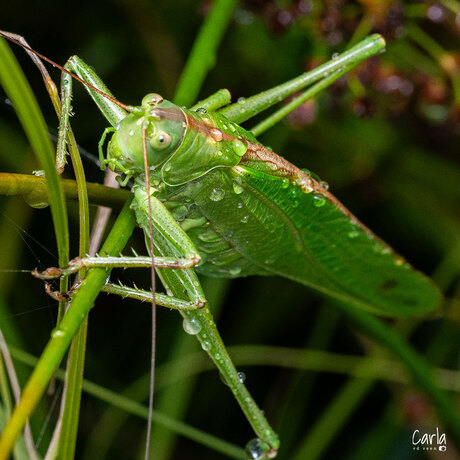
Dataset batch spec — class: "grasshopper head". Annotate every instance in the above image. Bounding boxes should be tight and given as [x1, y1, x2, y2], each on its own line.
[106, 93, 186, 177]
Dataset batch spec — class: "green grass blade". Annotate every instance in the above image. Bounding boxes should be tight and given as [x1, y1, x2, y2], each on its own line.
[55, 104, 91, 460]
[0, 37, 69, 271]
[173, 0, 237, 107]
[57, 318, 89, 459]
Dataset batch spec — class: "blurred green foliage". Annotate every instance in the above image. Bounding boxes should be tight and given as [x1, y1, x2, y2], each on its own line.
[0, 1, 459, 459]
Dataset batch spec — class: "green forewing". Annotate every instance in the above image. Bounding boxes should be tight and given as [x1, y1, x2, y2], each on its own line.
[180, 165, 441, 317]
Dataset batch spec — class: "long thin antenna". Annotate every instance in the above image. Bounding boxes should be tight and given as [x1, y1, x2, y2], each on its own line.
[142, 126, 156, 460]
[0, 31, 133, 112]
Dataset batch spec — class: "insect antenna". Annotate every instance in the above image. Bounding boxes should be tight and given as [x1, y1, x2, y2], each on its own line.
[141, 125, 156, 459]
[0, 31, 133, 112]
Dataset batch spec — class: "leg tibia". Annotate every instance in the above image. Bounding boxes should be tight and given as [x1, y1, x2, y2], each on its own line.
[32, 253, 202, 280]
[101, 283, 205, 310]
[66, 55, 127, 127]
[219, 34, 385, 125]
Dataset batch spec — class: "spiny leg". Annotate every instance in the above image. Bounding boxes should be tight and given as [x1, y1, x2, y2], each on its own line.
[251, 64, 354, 136]
[64, 55, 129, 126]
[43, 279, 205, 311]
[32, 253, 202, 279]
[101, 283, 205, 310]
[0, 32, 72, 174]
[30, 51, 131, 173]
[133, 187, 279, 458]
[0, 34, 108, 174]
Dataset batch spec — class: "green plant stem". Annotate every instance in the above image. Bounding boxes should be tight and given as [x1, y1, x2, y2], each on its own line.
[57, 318, 88, 460]
[173, 0, 238, 106]
[0, 173, 129, 208]
[53, 85, 91, 460]
[0, 199, 136, 460]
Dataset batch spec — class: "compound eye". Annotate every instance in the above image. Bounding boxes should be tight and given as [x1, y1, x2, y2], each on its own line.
[150, 131, 172, 150]
[142, 93, 164, 106]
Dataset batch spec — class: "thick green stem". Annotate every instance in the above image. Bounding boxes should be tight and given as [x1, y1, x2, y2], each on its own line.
[0, 173, 129, 208]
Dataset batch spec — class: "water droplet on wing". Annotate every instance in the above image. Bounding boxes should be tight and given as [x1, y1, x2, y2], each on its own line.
[210, 188, 225, 201]
[210, 128, 223, 142]
[233, 181, 244, 194]
[232, 139, 247, 156]
[313, 193, 326, 207]
[265, 255, 276, 265]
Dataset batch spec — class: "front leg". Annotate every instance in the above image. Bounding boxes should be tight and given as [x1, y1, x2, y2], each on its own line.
[132, 186, 280, 459]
